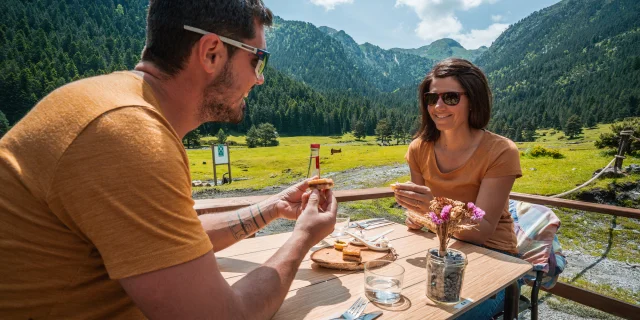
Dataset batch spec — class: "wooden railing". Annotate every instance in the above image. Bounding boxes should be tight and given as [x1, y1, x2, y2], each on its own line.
[194, 188, 640, 319]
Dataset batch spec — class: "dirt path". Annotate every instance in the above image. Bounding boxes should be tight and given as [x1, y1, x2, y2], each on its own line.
[193, 163, 410, 200]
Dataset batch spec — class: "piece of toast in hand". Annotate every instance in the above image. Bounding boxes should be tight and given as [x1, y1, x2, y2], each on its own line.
[308, 178, 334, 190]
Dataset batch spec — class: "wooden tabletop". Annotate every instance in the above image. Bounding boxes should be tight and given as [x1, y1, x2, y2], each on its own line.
[217, 222, 532, 320]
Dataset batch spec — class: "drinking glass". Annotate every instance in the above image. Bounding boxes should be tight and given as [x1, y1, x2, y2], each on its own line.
[331, 213, 350, 238]
[364, 260, 404, 305]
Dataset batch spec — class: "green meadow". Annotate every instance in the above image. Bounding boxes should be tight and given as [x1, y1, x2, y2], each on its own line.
[187, 122, 640, 196]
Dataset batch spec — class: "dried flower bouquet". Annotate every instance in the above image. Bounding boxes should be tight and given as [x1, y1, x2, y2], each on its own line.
[406, 197, 485, 257]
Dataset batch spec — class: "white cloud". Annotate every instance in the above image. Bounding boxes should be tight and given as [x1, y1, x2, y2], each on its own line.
[395, 0, 507, 49]
[310, 0, 353, 11]
[452, 23, 508, 49]
[491, 14, 503, 22]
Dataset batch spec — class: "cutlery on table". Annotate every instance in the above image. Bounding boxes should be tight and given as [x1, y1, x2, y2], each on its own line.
[366, 229, 394, 242]
[355, 311, 383, 320]
[349, 218, 385, 228]
[329, 297, 368, 320]
[364, 222, 394, 230]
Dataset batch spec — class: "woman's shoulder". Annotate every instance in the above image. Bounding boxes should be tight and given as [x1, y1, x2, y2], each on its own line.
[483, 131, 518, 152]
[408, 137, 435, 154]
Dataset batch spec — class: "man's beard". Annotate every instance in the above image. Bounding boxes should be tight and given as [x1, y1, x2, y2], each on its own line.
[197, 62, 244, 124]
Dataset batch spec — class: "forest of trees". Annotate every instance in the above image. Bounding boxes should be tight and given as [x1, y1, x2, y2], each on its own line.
[1, 0, 639, 142]
[0, 0, 419, 139]
[479, 0, 640, 139]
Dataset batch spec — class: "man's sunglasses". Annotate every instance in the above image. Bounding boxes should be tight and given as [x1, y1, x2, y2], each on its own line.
[183, 25, 270, 79]
[424, 92, 466, 106]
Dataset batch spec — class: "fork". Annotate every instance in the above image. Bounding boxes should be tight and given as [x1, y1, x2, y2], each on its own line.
[334, 297, 368, 320]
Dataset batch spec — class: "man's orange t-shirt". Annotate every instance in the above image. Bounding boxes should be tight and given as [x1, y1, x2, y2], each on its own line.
[0, 72, 213, 319]
[405, 131, 522, 253]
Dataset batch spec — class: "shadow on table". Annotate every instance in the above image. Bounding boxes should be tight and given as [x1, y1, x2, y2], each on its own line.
[279, 277, 351, 318]
[371, 294, 412, 312]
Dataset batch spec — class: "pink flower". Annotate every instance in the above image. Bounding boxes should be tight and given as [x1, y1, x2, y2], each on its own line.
[429, 211, 443, 225]
[472, 207, 485, 221]
[467, 202, 476, 211]
[441, 205, 452, 221]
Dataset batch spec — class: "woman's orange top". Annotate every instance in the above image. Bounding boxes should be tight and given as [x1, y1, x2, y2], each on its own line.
[405, 131, 522, 253]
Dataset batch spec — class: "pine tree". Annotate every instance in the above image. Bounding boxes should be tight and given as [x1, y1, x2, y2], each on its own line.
[182, 129, 202, 149]
[0, 110, 10, 138]
[375, 119, 392, 145]
[564, 114, 583, 139]
[353, 120, 366, 140]
[216, 128, 228, 144]
[257, 123, 279, 147]
[246, 125, 259, 148]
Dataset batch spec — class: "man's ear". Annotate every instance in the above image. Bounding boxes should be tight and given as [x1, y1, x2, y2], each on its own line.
[196, 34, 226, 75]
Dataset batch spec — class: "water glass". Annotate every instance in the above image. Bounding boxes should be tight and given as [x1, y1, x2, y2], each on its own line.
[364, 260, 404, 305]
[331, 213, 350, 237]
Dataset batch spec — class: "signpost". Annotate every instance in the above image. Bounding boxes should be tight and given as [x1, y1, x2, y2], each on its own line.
[212, 144, 231, 186]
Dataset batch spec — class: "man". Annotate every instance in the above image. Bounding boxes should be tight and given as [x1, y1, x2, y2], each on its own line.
[0, 1, 338, 319]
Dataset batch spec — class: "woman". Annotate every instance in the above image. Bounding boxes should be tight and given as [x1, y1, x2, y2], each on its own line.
[393, 58, 522, 319]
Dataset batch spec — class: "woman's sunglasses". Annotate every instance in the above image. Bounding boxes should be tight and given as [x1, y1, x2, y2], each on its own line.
[184, 25, 270, 79]
[424, 92, 466, 107]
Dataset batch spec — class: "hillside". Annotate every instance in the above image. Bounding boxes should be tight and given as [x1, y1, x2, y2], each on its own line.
[391, 38, 487, 62]
[267, 17, 435, 94]
[2, 0, 640, 143]
[477, 0, 640, 140]
[0, 0, 416, 137]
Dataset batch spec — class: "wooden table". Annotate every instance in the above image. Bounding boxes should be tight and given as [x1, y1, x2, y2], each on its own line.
[217, 222, 532, 319]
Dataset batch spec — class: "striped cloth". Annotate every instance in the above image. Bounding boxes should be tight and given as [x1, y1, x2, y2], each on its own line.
[509, 200, 567, 289]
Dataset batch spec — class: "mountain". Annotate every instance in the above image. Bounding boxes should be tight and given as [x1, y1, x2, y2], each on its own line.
[0, 1, 417, 138]
[266, 17, 435, 95]
[3, 0, 640, 142]
[391, 39, 488, 62]
[476, 0, 640, 140]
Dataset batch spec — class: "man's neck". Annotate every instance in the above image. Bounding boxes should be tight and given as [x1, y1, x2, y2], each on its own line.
[133, 62, 200, 139]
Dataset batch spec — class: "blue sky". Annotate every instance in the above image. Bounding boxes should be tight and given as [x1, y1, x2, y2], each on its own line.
[263, 0, 561, 50]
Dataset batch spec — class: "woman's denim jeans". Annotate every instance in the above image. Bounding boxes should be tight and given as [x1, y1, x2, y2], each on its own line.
[454, 247, 522, 320]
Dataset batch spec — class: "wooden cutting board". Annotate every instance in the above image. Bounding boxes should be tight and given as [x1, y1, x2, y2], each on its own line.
[310, 245, 396, 270]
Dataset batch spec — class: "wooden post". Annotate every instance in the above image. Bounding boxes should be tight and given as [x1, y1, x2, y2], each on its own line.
[614, 130, 633, 173]
[212, 145, 218, 186]
[226, 143, 232, 183]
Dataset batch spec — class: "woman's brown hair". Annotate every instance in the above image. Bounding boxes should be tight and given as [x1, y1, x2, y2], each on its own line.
[415, 58, 492, 142]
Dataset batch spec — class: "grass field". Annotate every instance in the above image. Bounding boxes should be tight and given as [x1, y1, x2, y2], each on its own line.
[187, 122, 640, 195]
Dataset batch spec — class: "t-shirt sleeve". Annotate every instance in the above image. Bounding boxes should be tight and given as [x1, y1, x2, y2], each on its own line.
[484, 138, 523, 179]
[48, 106, 213, 279]
[405, 139, 423, 174]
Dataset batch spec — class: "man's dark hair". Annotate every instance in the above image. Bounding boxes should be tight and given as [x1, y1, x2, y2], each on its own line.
[142, 0, 273, 76]
[415, 58, 492, 142]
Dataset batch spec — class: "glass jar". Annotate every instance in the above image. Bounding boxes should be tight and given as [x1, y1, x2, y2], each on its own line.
[426, 248, 468, 304]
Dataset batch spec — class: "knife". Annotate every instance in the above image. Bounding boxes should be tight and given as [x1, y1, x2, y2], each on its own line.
[349, 218, 385, 228]
[356, 311, 383, 320]
[364, 222, 394, 230]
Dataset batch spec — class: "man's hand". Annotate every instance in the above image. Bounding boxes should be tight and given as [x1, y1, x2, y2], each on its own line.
[271, 177, 329, 220]
[293, 189, 338, 246]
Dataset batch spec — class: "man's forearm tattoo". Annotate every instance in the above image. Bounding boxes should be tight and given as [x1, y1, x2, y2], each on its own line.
[257, 204, 267, 224]
[228, 208, 259, 240]
[249, 207, 259, 228]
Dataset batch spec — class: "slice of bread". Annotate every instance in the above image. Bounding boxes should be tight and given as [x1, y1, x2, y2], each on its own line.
[342, 254, 362, 263]
[308, 178, 334, 190]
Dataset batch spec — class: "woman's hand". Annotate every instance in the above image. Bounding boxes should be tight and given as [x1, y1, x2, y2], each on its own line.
[393, 182, 434, 214]
[404, 217, 423, 230]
